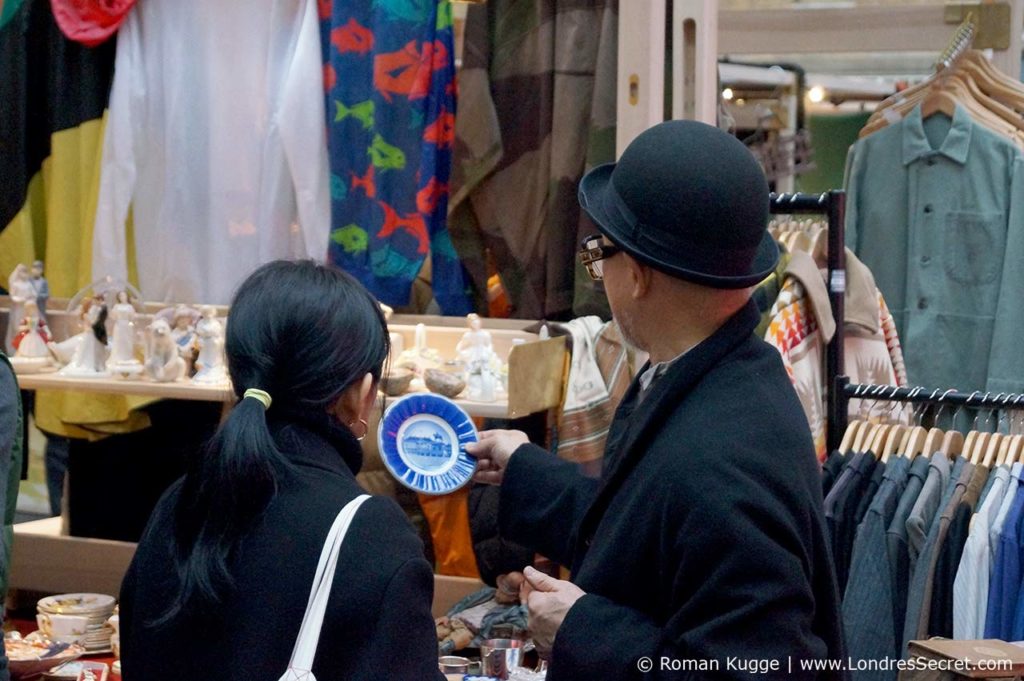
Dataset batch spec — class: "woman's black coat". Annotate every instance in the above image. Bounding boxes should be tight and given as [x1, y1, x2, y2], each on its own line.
[120, 413, 443, 681]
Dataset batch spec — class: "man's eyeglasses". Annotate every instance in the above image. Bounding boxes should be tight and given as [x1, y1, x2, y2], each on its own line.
[578, 235, 621, 281]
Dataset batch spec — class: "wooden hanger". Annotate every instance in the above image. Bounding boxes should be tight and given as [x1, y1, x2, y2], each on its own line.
[790, 230, 813, 254]
[852, 421, 875, 456]
[896, 427, 913, 456]
[970, 431, 992, 465]
[949, 69, 1021, 124]
[839, 419, 865, 455]
[960, 51, 1024, 113]
[810, 228, 829, 268]
[902, 425, 930, 459]
[940, 429, 966, 459]
[920, 84, 960, 120]
[981, 433, 1004, 468]
[1006, 434, 1024, 465]
[840, 386, 874, 455]
[853, 398, 887, 453]
[862, 55, 1024, 144]
[880, 425, 908, 463]
[994, 435, 1013, 467]
[861, 419, 888, 459]
[921, 427, 946, 458]
[961, 429, 978, 461]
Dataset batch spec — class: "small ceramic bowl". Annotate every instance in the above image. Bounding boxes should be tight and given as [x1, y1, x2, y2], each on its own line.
[424, 369, 466, 399]
[380, 370, 414, 396]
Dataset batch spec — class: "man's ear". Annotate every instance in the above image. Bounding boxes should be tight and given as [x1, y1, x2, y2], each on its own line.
[625, 254, 652, 300]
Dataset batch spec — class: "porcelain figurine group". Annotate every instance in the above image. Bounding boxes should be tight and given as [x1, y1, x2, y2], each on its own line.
[6, 265, 228, 385]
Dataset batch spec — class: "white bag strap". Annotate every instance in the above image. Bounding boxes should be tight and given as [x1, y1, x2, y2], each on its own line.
[280, 494, 371, 680]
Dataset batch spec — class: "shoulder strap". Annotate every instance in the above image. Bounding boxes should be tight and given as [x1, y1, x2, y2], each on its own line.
[282, 494, 371, 679]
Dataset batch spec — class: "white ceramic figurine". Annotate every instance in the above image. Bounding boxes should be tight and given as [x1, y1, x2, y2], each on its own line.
[192, 306, 227, 384]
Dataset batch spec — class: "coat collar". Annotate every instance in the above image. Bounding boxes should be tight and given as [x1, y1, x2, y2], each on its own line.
[573, 299, 762, 562]
[268, 408, 363, 478]
[901, 103, 972, 166]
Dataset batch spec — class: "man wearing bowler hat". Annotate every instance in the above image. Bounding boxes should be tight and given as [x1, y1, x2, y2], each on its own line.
[467, 121, 846, 679]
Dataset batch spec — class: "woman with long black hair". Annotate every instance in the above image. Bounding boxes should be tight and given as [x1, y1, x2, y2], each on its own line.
[119, 261, 443, 680]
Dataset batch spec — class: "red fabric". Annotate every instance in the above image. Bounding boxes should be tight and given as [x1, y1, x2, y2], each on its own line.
[50, 0, 136, 47]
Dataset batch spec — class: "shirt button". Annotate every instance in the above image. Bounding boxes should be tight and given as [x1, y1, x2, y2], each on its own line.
[921, 255, 931, 266]
[918, 298, 929, 310]
[927, 158, 937, 167]
[924, 204, 934, 214]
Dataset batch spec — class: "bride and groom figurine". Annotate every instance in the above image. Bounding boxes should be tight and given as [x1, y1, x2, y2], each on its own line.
[54, 291, 141, 379]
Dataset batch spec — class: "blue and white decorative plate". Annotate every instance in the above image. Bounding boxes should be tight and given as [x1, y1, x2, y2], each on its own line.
[378, 393, 478, 495]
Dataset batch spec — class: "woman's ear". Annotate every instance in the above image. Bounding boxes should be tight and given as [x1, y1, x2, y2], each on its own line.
[356, 372, 376, 421]
[329, 372, 376, 427]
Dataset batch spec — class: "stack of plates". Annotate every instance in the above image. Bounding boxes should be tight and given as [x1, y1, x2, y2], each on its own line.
[38, 594, 116, 653]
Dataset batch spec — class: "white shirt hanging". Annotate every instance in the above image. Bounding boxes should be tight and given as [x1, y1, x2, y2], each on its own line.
[92, 0, 330, 304]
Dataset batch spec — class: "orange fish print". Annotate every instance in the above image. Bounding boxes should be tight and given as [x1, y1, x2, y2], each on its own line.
[416, 177, 449, 215]
[373, 40, 448, 102]
[324, 64, 337, 92]
[331, 18, 374, 55]
[318, 0, 332, 20]
[423, 109, 455, 149]
[378, 201, 429, 255]
[351, 166, 376, 199]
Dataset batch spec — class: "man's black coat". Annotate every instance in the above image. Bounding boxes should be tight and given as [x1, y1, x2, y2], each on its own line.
[500, 300, 846, 679]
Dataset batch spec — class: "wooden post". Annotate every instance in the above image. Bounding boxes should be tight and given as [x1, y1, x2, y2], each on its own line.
[672, 0, 718, 125]
[617, 0, 720, 156]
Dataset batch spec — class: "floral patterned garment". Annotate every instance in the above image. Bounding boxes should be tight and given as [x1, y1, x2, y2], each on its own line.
[765, 278, 907, 461]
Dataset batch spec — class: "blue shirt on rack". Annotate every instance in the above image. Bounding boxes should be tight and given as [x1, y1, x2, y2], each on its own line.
[845, 103, 1024, 393]
[984, 472, 1024, 639]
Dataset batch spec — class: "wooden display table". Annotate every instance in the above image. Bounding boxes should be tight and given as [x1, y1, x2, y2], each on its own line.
[10, 517, 484, 618]
[14, 372, 232, 403]
[14, 370, 555, 420]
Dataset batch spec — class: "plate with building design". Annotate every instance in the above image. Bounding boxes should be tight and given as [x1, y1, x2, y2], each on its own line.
[378, 393, 478, 495]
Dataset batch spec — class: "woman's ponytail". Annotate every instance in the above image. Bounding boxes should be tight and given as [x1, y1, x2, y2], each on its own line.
[158, 394, 282, 625]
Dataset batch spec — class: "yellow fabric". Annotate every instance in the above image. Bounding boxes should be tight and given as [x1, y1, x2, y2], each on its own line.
[0, 174, 41, 286]
[418, 488, 481, 578]
[2, 113, 139, 294]
[33, 390, 156, 441]
[3, 113, 148, 438]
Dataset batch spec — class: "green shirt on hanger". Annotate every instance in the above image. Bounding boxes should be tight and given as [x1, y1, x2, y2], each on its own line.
[845, 103, 1024, 393]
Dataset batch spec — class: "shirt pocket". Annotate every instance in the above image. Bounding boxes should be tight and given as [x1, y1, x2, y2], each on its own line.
[943, 211, 1003, 286]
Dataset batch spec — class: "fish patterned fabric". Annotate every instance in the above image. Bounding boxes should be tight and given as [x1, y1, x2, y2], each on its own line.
[319, 0, 470, 314]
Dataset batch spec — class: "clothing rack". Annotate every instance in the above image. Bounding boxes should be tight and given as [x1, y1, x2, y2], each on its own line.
[835, 379, 1024, 429]
[768, 191, 847, 451]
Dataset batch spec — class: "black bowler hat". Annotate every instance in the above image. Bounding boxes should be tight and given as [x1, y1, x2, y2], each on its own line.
[578, 120, 778, 289]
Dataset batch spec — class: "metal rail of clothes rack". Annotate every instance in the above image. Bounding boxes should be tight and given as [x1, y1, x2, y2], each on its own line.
[768, 191, 847, 451]
[834, 382, 1024, 432]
